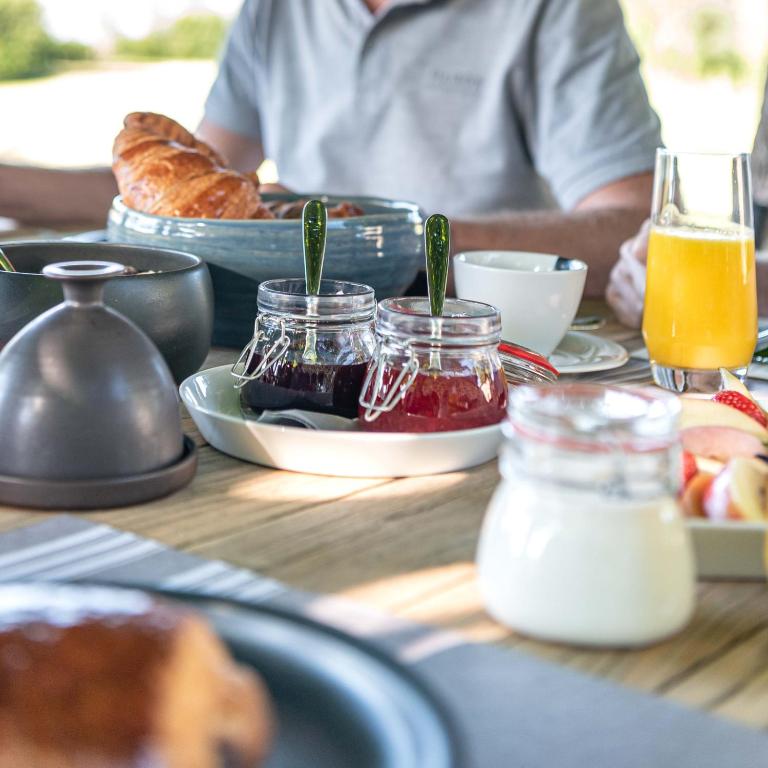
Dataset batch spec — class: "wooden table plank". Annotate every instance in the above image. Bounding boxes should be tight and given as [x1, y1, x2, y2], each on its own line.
[87, 449, 394, 551]
[665, 625, 768, 729]
[0, 466, 392, 550]
[189, 464, 496, 595]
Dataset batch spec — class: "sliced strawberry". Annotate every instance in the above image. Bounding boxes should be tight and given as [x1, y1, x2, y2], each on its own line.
[712, 390, 768, 428]
[681, 451, 698, 487]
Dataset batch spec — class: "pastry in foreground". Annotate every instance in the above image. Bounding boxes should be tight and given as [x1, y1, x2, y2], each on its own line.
[0, 584, 272, 768]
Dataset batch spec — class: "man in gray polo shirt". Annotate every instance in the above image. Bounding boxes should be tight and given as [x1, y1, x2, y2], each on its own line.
[1, 0, 659, 296]
[196, 0, 660, 295]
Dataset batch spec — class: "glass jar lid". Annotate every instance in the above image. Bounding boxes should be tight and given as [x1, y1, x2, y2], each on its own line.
[498, 341, 559, 385]
[376, 297, 501, 346]
[258, 278, 375, 323]
[508, 383, 680, 452]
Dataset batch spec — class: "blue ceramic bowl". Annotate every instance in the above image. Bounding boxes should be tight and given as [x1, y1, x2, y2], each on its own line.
[107, 194, 424, 348]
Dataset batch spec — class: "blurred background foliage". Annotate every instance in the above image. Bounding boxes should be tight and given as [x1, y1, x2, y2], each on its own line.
[621, 0, 761, 83]
[692, 10, 746, 80]
[0, 0, 92, 81]
[0, 0, 766, 170]
[114, 14, 228, 61]
[0, 0, 764, 82]
[0, 0, 225, 80]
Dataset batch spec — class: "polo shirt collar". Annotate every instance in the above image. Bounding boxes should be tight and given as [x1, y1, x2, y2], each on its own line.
[351, 0, 438, 25]
[383, 0, 437, 7]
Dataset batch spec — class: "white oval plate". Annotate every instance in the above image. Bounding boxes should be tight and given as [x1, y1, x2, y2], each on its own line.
[550, 331, 629, 374]
[180, 366, 503, 478]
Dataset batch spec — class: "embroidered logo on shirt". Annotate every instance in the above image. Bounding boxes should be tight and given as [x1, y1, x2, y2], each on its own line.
[428, 68, 483, 94]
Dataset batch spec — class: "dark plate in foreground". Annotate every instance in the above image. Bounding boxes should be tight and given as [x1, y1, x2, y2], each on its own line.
[159, 590, 461, 768]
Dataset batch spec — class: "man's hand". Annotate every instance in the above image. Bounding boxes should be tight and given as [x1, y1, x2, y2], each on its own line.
[451, 172, 652, 299]
[606, 219, 650, 328]
[0, 164, 117, 227]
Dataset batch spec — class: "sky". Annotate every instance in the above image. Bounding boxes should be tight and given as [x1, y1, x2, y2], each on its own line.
[38, 0, 242, 45]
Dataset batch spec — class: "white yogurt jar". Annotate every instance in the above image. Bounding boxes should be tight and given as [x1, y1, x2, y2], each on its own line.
[476, 384, 695, 647]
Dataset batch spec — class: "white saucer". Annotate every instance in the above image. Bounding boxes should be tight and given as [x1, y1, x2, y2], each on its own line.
[180, 366, 503, 478]
[550, 331, 629, 374]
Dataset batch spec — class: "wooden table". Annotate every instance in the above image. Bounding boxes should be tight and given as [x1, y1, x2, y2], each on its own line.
[0, 296, 765, 733]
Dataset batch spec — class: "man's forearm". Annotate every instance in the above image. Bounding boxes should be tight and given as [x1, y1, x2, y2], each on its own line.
[452, 207, 649, 297]
[0, 164, 117, 227]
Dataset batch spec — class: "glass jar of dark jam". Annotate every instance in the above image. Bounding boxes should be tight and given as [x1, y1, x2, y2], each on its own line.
[359, 297, 508, 432]
[232, 279, 376, 419]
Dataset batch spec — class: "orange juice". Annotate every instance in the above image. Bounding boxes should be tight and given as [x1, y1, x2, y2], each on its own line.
[643, 226, 757, 370]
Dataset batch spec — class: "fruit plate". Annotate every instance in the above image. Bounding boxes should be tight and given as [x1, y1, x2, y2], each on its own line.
[680, 391, 767, 579]
[687, 519, 766, 579]
[180, 365, 503, 478]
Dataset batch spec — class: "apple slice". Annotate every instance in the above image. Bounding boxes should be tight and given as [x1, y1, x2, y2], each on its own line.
[681, 472, 715, 518]
[679, 398, 768, 442]
[681, 426, 765, 463]
[702, 457, 768, 522]
[695, 456, 725, 476]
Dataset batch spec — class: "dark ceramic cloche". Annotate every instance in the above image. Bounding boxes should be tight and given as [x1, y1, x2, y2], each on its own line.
[0, 261, 196, 509]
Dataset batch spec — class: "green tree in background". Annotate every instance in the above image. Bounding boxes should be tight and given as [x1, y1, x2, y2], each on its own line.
[116, 14, 227, 60]
[0, 0, 93, 81]
[693, 9, 746, 81]
[621, 0, 751, 84]
[0, 0, 53, 79]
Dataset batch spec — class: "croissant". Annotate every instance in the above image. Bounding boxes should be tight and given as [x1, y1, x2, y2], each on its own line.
[112, 112, 274, 219]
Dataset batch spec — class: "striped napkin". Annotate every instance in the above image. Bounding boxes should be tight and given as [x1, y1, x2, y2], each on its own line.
[0, 515, 766, 768]
[0, 515, 282, 603]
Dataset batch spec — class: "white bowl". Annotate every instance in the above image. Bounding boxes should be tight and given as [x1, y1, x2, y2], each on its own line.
[453, 251, 588, 356]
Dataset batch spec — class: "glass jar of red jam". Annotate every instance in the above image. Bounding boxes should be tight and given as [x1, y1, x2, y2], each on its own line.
[359, 297, 508, 432]
[232, 279, 376, 419]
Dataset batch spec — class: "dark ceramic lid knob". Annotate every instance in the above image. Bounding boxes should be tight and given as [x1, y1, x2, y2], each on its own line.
[43, 261, 126, 304]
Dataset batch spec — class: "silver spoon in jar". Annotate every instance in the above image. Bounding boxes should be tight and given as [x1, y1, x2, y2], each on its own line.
[302, 199, 327, 364]
[425, 213, 450, 370]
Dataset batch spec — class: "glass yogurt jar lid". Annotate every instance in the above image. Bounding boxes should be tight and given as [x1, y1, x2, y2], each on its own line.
[507, 383, 681, 452]
[257, 278, 375, 322]
[376, 296, 501, 346]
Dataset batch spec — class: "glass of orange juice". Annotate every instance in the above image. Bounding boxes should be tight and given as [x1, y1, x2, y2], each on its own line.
[643, 150, 757, 392]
